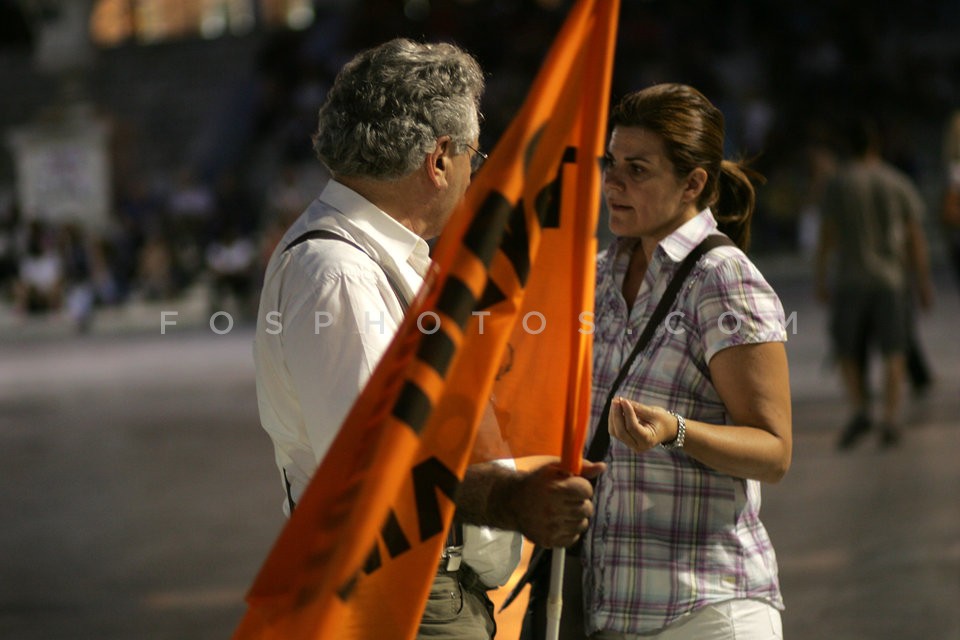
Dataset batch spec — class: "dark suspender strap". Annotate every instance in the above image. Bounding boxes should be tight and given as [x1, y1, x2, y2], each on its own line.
[446, 517, 464, 547]
[287, 233, 457, 564]
[283, 229, 410, 311]
[280, 229, 413, 516]
[584, 234, 735, 464]
[283, 468, 296, 514]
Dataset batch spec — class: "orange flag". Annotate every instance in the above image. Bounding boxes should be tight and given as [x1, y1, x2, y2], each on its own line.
[233, 1, 619, 638]
[482, 0, 619, 472]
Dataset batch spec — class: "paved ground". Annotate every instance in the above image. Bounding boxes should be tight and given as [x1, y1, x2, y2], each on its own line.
[1, 262, 958, 640]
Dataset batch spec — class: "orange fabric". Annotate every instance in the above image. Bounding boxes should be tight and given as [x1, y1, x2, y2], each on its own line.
[233, 1, 619, 638]
[483, 0, 619, 473]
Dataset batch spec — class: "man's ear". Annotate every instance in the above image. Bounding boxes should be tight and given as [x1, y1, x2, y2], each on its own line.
[426, 136, 451, 189]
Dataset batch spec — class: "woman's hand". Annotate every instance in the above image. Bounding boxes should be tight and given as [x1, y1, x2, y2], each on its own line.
[609, 397, 678, 453]
[607, 343, 792, 483]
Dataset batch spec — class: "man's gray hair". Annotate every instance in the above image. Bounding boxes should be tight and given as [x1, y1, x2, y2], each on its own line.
[313, 38, 484, 179]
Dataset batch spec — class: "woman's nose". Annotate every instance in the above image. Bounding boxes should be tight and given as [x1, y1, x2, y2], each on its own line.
[603, 168, 624, 191]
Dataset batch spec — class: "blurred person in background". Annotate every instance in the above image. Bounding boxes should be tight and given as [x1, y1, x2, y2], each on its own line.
[205, 223, 257, 319]
[167, 168, 216, 284]
[0, 195, 18, 300]
[137, 230, 177, 301]
[58, 223, 96, 332]
[13, 221, 63, 315]
[815, 116, 934, 449]
[942, 110, 960, 291]
[253, 38, 602, 640]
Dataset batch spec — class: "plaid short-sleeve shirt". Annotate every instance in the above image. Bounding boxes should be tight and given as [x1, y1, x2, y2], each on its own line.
[583, 210, 787, 635]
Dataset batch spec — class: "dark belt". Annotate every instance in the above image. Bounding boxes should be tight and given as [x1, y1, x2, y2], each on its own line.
[440, 518, 464, 571]
[438, 556, 487, 592]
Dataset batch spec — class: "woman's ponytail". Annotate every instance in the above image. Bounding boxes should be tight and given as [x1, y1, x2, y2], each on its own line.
[713, 159, 764, 251]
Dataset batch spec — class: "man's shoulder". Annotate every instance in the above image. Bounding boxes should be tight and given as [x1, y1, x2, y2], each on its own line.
[276, 203, 378, 266]
[282, 232, 381, 284]
[880, 164, 923, 200]
[260, 225, 378, 304]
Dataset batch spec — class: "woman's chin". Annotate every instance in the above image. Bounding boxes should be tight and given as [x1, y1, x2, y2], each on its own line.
[607, 219, 634, 238]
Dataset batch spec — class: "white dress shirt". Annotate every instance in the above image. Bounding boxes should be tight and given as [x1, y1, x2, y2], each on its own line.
[254, 180, 520, 587]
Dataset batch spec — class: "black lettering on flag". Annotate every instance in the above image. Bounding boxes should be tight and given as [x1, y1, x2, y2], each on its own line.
[417, 329, 456, 378]
[381, 508, 413, 558]
[435, 276, 477, 330]
[338, 510, 412, 600]
[412, 456, 460, 542]
[362, 542, 381, 575]
[335, 457, 460, 602]
[462, 191, 513, 266]
[359, 509, 412, 579]
[477, 278, 506, 312]
[493, 146, 579, 288]
[535, 146, 576, 229]
[336, 572, 359, 601]
[393, 381, 432, 433]
[499, 199, 531, 285]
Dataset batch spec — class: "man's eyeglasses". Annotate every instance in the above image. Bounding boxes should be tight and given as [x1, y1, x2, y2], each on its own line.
[466, 144, 488, 173]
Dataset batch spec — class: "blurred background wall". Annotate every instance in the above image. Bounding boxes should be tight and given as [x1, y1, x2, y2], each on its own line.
[1, 0, 958, 329]
[1, 5, 959, 638]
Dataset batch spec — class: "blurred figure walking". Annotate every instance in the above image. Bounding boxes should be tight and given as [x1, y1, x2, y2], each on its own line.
[942, 110, 960, 293]
[815, 116, 934, 449]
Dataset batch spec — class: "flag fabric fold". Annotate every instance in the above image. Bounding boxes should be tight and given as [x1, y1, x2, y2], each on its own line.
[233, 1, 619, 638]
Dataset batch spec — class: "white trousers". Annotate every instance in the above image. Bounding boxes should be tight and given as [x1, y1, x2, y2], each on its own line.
[590, 599, 783, 640]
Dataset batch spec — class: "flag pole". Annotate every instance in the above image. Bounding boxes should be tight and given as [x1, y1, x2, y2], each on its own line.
[546, 548, 567, 640]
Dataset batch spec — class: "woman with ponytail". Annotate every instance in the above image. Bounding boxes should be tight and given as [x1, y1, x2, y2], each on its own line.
[580, 84, 792, 639]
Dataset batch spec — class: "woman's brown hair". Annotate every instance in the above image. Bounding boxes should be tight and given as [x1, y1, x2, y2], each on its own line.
[609, 83, 762, 250]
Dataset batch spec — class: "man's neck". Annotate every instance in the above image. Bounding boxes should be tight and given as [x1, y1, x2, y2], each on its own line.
[336, 174, 429, 237]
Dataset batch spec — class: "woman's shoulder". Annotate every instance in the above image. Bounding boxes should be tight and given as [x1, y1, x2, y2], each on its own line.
[697, 244, 771, 287]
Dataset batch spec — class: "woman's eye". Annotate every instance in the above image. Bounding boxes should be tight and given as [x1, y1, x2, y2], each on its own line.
[600, 157, 646, 177]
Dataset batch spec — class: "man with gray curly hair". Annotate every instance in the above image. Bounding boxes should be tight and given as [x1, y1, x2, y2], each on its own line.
[254, 39, 601, 638]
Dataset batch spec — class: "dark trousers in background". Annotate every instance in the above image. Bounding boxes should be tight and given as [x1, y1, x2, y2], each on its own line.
[853, 305, 932, 396]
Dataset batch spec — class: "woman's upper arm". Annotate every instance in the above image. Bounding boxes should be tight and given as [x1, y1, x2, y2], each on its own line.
[709, 341, 792, 444]
[695, 254, 791, 439]
[689, 256, 793, 481]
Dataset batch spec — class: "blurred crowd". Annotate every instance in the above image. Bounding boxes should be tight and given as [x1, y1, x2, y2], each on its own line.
[1, 0, 959, 329]
[0, 160, 329, 329]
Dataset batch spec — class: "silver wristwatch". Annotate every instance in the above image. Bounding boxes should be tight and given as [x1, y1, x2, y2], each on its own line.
[662, 411, 686, 450]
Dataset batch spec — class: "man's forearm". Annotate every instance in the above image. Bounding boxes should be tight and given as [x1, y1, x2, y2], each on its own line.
[454, 462, 524, 531]
[452, 459, 602, 548]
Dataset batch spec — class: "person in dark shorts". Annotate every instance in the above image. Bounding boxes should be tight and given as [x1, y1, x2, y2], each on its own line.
[815, 116, 934, 449]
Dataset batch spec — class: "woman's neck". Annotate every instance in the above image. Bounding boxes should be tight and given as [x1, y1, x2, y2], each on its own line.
[621, 242, 649, 310]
